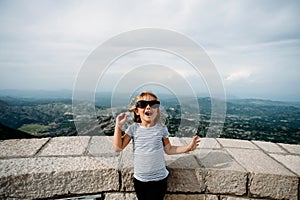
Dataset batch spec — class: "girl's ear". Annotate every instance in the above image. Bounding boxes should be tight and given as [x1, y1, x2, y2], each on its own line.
[133, 110, 141, 123]
[134, 108, 139, 115]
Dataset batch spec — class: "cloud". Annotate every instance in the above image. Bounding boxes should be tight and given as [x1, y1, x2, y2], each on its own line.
[225, 70, 251, 82]
[0, 0, 299, 100]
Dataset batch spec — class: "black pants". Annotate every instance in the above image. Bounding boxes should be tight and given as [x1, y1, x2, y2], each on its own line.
[133, 177, 168, 200]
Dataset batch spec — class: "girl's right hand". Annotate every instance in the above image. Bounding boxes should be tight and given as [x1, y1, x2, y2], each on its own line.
[116, 112, 128, 128]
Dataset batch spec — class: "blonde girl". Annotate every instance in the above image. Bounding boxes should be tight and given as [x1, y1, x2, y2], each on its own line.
[113, 91, 200, 200]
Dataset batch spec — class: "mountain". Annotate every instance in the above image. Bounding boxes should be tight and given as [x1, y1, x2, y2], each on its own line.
[0, 89, 72, 99]
[0, 122, 37, 140]
[227, 98, 300, 108]
[0, 91, 299, 143]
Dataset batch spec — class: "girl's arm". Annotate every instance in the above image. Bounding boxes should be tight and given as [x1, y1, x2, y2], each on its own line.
[163, 135, 200, 155]
[113, 113, 131, 152]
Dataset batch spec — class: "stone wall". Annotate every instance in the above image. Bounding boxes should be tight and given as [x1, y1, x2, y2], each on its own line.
[0, 136, 299, 200]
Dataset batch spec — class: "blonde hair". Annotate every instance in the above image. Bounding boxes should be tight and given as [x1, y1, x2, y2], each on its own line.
[128, 91, 163, 125]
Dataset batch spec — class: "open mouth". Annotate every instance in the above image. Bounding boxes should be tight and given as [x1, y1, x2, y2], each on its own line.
[145, 111, 152, 116]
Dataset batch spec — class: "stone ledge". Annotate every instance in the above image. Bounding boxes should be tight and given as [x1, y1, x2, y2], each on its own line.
[0, 156, 119, 199]
[0, 136, 299, 200]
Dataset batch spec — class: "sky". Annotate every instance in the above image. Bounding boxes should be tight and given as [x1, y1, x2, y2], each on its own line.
[0, 0, 300, 101]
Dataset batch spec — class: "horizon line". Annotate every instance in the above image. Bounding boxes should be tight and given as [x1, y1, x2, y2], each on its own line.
[0, 89, 300, 103]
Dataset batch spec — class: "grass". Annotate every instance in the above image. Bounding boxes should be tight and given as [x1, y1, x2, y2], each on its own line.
[18, 124, 49, 135]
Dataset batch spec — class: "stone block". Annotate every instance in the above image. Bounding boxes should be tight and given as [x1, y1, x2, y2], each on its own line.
[196, 149, 247, 195]
[270, 154, 300, 176]
[169, 137, 183, 146]
[278, 143, 300, 154]
[226, 148, 296, 176]
[249, 173, 298, 200]
[205, 195, 220, 200]
[166, 154, 204, 193]
[165, 194, 218, 200]
[200, 138, 221, 149]
[39, 136, 90, 156]
[181, 137, 221, 149]
[0, 138, 49, 158]
[0, 156, 119, 199]
[104, 192, 137, 200]
[220, 196, 263, 200]
[252, 140, 287, 153]
[217, 138, 258, 149]
[227, 148, 298, 199]
[205, 169, 247, 195]
[59, 194, 103, 200]
[88, 136, 119, 158]
[119, 142, 134, 191]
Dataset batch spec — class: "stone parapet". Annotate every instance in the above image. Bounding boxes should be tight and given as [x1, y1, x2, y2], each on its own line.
[0, 136, 299, 199]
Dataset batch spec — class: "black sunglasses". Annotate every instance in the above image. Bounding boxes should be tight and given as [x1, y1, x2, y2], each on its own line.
[136, 100, 160, 108]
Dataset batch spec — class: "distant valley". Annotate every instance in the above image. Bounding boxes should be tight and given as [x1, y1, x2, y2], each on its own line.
[0, 91, 299, 144]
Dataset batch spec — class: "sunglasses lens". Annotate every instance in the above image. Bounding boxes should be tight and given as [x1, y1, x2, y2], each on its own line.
[151, 102, 160, 108]
[136, 101, 147, 108]
[136, 100, 160, 108]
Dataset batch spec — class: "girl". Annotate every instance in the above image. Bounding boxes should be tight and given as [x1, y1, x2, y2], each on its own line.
[113, 91, 200, 200]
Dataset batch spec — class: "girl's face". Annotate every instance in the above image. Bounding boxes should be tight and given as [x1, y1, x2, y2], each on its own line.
[135, 94, 159, 126]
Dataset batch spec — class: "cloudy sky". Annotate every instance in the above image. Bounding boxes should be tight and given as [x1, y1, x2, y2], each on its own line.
[0, 0, 299, 101]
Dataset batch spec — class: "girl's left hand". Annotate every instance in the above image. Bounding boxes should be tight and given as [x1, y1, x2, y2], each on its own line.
[187, 135, 201, 152]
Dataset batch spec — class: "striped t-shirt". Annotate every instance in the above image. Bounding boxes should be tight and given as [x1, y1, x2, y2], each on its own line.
[125, 123, 169, 182]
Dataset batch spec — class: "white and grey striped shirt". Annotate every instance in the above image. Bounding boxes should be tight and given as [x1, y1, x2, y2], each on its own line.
[126, 123, 169, 182]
